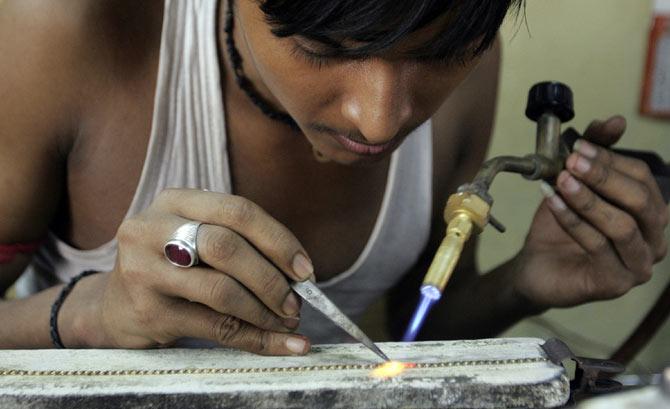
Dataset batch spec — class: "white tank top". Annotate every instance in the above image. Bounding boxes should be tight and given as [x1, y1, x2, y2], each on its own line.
[17, 0, 433, 344]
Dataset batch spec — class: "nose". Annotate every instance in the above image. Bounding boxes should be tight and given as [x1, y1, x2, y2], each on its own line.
[340, 59, 413, 144]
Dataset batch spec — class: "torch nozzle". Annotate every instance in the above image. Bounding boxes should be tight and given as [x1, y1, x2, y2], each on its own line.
[402, 191, 491, 341]
[422, 190, 490, 293]
[421, 214, 475, 292]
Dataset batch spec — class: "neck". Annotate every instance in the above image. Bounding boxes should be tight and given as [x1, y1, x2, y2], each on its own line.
[217, 0, 340, 168]
[221, 0, 299, 131]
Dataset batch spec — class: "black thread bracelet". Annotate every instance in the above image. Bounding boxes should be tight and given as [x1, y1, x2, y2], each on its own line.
[50, 270, 98, 349]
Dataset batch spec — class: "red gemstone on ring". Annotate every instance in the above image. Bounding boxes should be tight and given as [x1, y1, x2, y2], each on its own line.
[165, 244, 193, 267]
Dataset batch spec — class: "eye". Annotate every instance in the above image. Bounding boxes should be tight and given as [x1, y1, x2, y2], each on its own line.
[289, 43, 334, 70]
[416, 54, 469, 68]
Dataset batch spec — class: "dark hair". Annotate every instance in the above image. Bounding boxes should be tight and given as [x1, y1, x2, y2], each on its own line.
[259, 0, 524, 64]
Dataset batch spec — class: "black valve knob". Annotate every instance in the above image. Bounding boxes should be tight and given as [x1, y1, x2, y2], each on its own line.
[525, 81, 575, 122]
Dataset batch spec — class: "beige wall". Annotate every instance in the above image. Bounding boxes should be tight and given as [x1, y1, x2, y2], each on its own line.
[481, 0, 670, 372]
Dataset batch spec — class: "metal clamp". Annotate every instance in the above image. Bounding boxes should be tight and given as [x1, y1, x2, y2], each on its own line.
[541, 338, 625, 396]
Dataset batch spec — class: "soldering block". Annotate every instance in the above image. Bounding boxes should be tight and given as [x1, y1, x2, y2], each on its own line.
[0, 338, 569, 409]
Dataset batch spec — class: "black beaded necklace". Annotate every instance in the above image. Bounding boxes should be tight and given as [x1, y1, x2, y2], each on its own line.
[223, 0, 299, 131]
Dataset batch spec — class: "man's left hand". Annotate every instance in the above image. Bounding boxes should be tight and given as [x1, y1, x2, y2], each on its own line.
[512, 115, 669, 309]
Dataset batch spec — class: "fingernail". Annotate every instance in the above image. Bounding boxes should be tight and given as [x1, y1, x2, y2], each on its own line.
[574, 139, 597, 159]
[292, 253, 314, 280]
[572, 156, 591, 174]
[282, 293, 300, 316]
[282, 316, 300, 329]
[540, 181, 555, 198]
[562, 174, 581, 194]
[609, 116, 627, 133]
[540, 182, 567, 211]
[286, 337, 307, 354]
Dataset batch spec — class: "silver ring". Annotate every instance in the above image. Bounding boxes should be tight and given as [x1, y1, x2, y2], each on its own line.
[163, 221, 203, 268]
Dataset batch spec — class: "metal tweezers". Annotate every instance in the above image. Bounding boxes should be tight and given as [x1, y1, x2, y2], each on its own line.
[291, 280, 390, 362]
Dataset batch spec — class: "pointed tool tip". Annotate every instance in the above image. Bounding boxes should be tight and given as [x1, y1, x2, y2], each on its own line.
[372, 345, 391, 362]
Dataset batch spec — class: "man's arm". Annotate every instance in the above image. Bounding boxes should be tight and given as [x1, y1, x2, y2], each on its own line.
[388, 37, 539, 340]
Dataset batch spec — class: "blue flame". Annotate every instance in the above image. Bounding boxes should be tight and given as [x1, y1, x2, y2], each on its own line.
[401, 285, 442, 342]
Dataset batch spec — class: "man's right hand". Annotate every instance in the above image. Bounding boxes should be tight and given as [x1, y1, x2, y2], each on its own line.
[78, 189, 314, 355]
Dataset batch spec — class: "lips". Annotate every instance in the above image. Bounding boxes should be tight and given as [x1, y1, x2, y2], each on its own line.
[332, 133, 399, 156]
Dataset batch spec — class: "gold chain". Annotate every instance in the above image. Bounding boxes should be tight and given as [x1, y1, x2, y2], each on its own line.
[0, 357, 546, 377]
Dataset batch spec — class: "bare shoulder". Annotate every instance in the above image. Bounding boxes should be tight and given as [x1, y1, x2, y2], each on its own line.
[431, 37, 502, 196]
[0, 0, 161, 286]
[0, 0, 162, 289]
[0, 0, 86, 286]
[0, 0, 92, 123]
[0, 0, 95, 231]
[426, 37, 501, 267]
[0, 0, 160, 135]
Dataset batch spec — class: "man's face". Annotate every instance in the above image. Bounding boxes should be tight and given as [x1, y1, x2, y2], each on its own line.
[233, 0, 483, 165]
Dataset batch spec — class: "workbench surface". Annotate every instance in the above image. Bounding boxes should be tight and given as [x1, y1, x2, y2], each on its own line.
[0, 337, 569, 408]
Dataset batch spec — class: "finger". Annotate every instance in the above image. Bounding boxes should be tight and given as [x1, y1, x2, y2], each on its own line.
[150, 215, 301, 319]
[140, 212, 300, 319]
[154, 189, 314, 282]
[555, 171, 654, 282]
[199, 224, 302, 317]
[582, 116, 626, 147]
[539, 182, 615, 256]
[571, 141, 669, 260]
[574, 139, 665, 207]
[170, 301, 310, 356]
[539, 183, 640, 299]
[151, 259, 300, 333]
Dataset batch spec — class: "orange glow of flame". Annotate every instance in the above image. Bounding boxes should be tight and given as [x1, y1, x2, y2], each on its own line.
[370, 361, 417, 379]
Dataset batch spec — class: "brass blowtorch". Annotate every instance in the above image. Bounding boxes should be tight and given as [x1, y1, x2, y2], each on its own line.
[400, 82, 593, 341]
[403, 81, 670, 341]
[421, 82, 575, 297]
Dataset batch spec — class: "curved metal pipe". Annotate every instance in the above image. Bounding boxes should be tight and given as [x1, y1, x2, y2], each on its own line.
[471, 156, 539, 191]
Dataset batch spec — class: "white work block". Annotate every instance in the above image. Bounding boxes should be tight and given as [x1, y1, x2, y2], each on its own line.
[0, 338, 569, 408]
